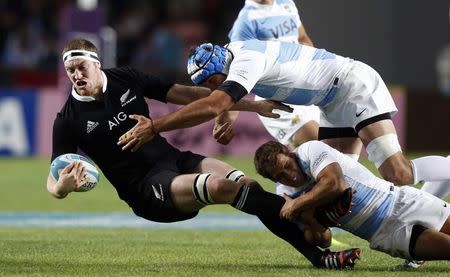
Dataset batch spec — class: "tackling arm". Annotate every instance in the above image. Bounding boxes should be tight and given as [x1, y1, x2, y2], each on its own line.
[280, 163, 347, 220]
[166, 84, 292, 116]
[118, 88, 292, 151]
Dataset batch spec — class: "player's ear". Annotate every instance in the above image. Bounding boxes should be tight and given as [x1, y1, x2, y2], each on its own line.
[288, 152, 297, 160]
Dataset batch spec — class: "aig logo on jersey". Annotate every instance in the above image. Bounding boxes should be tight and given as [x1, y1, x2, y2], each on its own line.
[108, 111, 128, 130]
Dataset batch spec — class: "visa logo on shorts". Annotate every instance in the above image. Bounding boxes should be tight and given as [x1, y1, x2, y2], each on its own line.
[108, 111, 127, 130]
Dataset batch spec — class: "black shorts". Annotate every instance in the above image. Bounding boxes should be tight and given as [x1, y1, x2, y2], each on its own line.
[129, 150, 205, 223]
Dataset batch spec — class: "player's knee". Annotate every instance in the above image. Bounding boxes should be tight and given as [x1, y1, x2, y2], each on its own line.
[192, 173, 215, 205]
[366, 134, 402, 168]
[209, 175, 239, 196]
[193, 174, 239, 205]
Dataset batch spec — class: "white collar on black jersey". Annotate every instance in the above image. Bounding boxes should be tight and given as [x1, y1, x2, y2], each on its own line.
[71, 71, 108, 102]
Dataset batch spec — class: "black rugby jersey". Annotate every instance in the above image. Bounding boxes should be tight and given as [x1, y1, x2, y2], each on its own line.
[51, 67, 180, 200]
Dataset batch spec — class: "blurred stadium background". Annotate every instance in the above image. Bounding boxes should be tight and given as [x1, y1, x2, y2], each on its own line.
[0, 0, 450, 275]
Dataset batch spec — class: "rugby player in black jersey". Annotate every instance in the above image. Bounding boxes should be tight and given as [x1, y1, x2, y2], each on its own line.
[46, 38, 360, 269]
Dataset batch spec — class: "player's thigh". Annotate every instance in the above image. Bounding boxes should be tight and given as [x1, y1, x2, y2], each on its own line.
[170, 173, 205, 213]
[292, 120, 319, 147]
[321, 137, 362, 154]
[171, 172, 241, 209]
[439, 216, 450, 235]
[357, 119, 397, 145]
[193, 157, 236, 176]
[414, 227, 450, 259]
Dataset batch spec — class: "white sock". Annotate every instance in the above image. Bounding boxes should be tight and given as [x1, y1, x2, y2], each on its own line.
[421, 181, 450, 199]
[411, 155, 450, 183]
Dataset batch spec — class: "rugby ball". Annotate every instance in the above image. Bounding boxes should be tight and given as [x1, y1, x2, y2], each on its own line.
[50, 153, 99, 192]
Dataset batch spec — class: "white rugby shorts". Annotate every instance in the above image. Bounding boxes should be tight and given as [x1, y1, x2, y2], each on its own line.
[320, 61, 398, 129]
[369, 186, 450, 259]
[254, 95, 320, 145]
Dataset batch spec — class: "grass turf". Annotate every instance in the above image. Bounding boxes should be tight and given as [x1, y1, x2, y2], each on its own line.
[0, 156, 379, 212]
[1, 155, 449, 276]
[1, 228, 449, 276]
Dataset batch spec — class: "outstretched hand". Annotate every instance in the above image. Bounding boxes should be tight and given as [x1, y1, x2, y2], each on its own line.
[255, 100, 293, 118]
[117, 114, 157, 152]
[280, 194, 301, 221]
[213, 111, 239, 145]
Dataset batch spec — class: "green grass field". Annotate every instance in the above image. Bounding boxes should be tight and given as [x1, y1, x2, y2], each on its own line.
[1, 155, 449, 276]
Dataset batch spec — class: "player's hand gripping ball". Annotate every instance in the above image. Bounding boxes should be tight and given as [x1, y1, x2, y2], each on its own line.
[50, 153, 99, 192]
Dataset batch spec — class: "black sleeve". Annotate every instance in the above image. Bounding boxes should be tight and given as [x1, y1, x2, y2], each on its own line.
[50, 114, 78, 162]
[217, 80, 248, 103]
[124, 67, 175, 102]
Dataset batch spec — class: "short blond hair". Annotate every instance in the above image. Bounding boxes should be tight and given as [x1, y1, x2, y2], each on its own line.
[62, 38, 98, 56]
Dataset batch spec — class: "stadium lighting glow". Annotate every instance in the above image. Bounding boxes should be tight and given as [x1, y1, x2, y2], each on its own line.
[77, 0, 98, 11]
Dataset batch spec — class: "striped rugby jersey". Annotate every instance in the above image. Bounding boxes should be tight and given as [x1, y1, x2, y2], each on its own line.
[294, 141, 396, 241]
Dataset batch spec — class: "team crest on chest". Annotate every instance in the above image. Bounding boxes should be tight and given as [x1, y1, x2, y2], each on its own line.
[120, 89, 136, 107]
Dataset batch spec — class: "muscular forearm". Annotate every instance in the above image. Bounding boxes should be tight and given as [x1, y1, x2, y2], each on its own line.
[154, 100, 228, 133]
[170, 85, 257, 112]
[46, 175, 72, 199]
[230, 98, 259, 112]
[167, 85, 212, 105]
[291, 177, 345, 212]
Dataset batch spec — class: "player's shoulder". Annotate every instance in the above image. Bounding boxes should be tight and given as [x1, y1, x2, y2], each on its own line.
[278, 0, 298, 7]
[230, 39, 269, 54]
[56, 93, 76, 120]
[295, 141, 334, 158]
[103, 66, 141, 80]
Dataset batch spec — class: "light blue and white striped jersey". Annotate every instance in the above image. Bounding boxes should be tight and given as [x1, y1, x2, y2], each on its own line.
[294, 141, 396, 241]
[226, 40, 353, 106]
[229, 0, 301, 43]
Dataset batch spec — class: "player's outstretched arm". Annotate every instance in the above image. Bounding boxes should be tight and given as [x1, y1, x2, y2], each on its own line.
[165, 84, 212, 105]
[46, 161, 86, 199]
[166, 84, 292, 117]
[118, 89, 293, 151]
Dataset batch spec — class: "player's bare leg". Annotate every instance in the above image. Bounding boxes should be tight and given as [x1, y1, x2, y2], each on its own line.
[291, 120, 319, 147]
[358, 119, 450, 185]
[321, 137, 363, 157]
[413, 217, 450, 260]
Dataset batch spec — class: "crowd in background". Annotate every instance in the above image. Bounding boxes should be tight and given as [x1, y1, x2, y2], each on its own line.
[0, 0, 242, 85]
